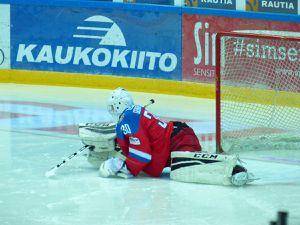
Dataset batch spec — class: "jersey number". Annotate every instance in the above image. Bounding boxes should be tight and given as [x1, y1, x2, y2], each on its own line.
[121, 124, 131, 135]
[143, 111, 167, 128]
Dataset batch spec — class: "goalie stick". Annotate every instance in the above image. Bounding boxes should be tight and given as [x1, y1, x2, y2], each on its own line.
[45, 145, 89, 178]
[45, 99, 155, 178]
[145, 99, 155, 108]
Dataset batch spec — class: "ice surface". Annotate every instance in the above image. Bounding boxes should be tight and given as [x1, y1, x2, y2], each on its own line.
[0, 84, 299, 225]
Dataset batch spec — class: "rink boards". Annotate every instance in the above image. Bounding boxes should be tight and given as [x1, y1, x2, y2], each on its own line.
[0, 1, 300, 97]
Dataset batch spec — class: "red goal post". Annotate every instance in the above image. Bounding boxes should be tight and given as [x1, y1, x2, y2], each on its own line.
[215, 31, 300, 153]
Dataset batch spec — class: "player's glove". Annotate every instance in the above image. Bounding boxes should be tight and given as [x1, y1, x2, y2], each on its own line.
[99, 158, 133, 179]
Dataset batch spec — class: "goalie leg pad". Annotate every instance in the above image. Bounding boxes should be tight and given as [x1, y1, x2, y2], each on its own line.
[79, 122, 116, 152]
[170, 151, 238, 185]
[87, 146, 126, 168]
[87, 149, 115, 168]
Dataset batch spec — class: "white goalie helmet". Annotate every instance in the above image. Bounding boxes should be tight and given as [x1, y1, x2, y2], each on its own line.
[107, 87, 134, 121]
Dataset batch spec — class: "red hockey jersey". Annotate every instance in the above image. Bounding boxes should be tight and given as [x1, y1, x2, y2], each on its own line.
[116, 105, 174, 177]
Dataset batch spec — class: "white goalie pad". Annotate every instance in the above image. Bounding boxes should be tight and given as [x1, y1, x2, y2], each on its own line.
[87, 147, 126, 168]
[170, 151, 238, 185]
[79, 122, 116, 152]
[87, 150, 114, 168]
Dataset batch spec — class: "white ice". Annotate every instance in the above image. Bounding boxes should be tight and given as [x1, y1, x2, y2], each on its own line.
[0, 84, 299, 225]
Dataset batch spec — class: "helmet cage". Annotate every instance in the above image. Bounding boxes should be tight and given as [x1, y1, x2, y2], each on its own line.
[107, 88, 133, 120]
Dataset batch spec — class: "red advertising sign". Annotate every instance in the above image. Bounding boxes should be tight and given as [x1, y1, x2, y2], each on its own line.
[182, 14, 300, 83]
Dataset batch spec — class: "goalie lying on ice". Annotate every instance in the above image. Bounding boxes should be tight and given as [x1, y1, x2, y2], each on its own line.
[79, 87, 255, 186]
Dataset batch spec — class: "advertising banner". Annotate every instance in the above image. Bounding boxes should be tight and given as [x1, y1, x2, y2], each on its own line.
[246, 0, 298, 15]
[197, 0, 236, 9]
[182, 14, 300, 83]
[0, 4, 10, 69]
[11, 5, 182, 80]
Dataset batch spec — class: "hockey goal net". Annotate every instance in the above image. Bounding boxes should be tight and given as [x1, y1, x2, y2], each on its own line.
[216, 31, 300, 153]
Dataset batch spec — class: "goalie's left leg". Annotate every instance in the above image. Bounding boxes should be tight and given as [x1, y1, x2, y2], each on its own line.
[170, 151, 255, 186]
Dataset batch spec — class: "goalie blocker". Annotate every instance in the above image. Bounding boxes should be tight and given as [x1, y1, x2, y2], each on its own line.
[170, 151, 254, 186]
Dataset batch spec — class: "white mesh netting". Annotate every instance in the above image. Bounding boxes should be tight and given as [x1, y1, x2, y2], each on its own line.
[218, 33, 300, 153]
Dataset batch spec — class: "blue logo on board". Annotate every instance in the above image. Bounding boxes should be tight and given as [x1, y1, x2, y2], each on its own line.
[15, 15, 178, 73]
[73, 15, 126, 47]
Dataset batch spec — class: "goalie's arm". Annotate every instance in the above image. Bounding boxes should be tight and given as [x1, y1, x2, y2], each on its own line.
[116, 125, 153, 176]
